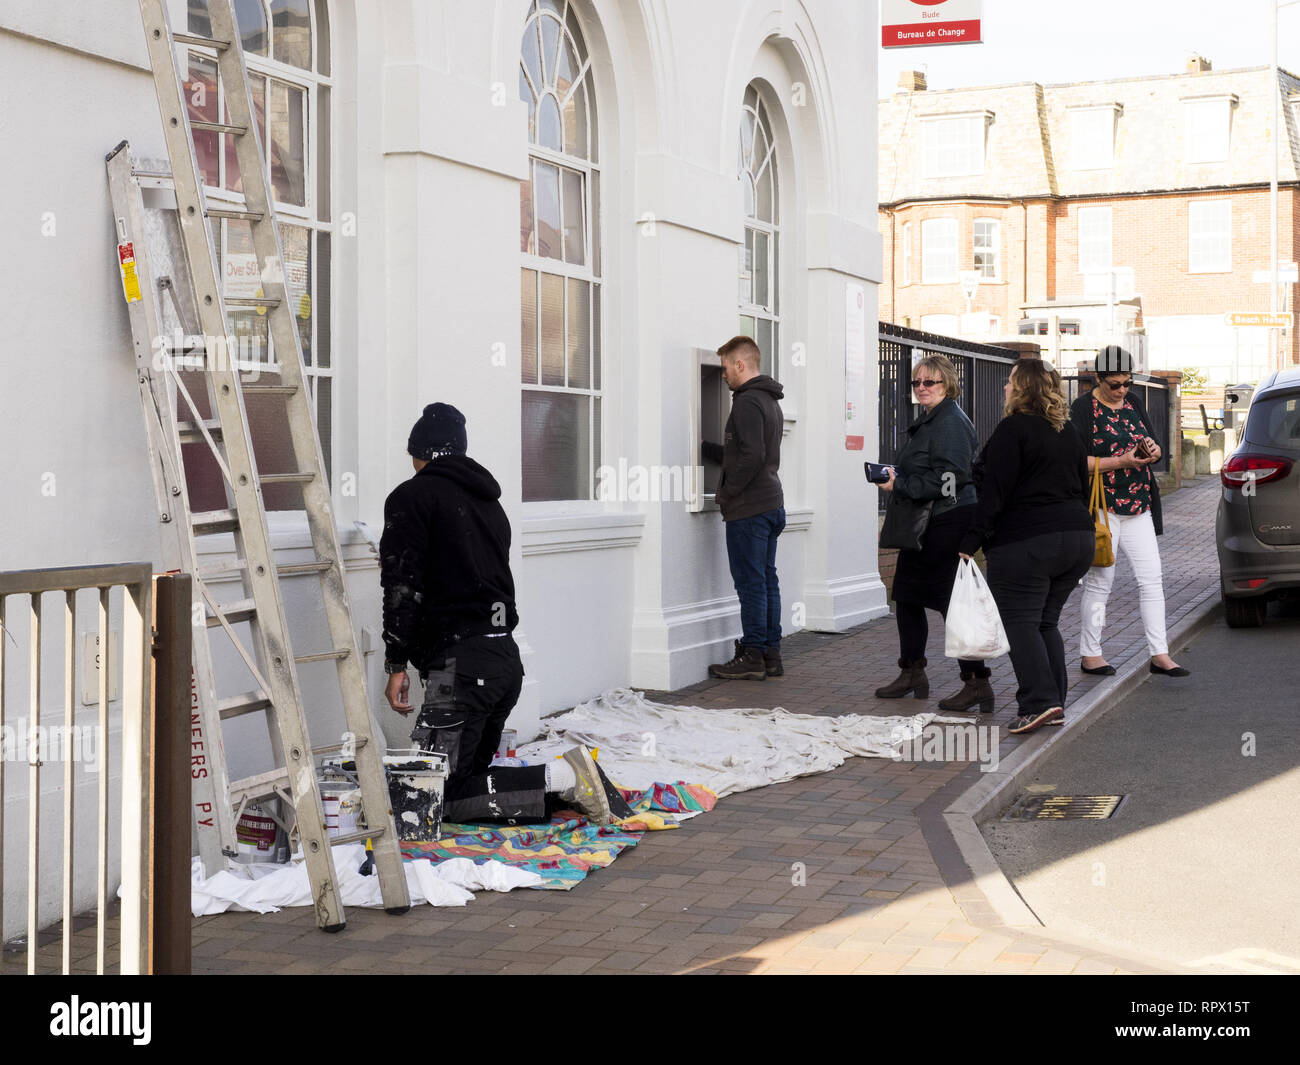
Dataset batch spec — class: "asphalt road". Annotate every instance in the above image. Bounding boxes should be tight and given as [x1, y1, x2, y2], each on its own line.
[982, 605, 1300, 972]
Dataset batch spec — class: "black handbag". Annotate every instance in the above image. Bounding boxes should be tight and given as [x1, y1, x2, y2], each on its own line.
[880, 494, 933, 552]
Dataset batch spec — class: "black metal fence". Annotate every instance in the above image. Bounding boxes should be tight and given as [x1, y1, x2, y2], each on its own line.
[877, 323, 1171, 512]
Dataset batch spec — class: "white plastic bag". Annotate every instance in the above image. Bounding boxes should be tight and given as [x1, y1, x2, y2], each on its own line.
[944, 559, 1010, 659]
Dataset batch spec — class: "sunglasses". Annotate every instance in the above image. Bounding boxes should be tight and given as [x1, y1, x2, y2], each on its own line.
[1102, 378, 1133, 389]
[911, 378, 943, 389]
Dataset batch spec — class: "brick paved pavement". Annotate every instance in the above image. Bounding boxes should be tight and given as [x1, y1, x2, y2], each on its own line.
[4, 476, 1222, 975]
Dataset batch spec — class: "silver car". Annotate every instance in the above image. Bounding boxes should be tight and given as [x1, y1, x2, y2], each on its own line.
[1216, 367, 1300, 627]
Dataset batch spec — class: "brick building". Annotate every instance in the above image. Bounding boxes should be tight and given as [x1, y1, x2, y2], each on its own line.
[879, 59, 1300, 383]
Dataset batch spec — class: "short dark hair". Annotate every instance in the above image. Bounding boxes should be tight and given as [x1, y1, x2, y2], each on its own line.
[718, 335, 761, 368]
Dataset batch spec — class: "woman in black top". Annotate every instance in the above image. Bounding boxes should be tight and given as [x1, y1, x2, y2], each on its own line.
[958, 359, 1095, 734]
[876, 354, 995, 714]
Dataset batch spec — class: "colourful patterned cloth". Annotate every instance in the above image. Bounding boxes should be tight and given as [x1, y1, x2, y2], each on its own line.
[1091, 395, 1153, 516]
[399, 781, 717, 890]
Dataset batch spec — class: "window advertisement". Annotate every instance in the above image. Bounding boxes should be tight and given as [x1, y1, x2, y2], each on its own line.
[881, 0, 982, 48]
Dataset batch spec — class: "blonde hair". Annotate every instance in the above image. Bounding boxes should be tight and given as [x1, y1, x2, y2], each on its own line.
[1005, 358, 1069, 431]
[913, 354, 960, 401]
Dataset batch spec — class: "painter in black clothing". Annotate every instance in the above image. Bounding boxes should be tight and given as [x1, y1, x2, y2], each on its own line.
[380, 402, 626, 825]
[957, 360, 1095, 736]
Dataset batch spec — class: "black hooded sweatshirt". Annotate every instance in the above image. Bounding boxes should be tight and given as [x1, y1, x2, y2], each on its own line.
[380, 454, 519, 672]
[705, 374, 785, 521]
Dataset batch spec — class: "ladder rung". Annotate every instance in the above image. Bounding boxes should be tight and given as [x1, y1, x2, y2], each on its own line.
[227, 296, 282, 308]
[229, 766, 289, 805]
[196, 558, 246, 580]
[193, 509, 240, 535]
[277, 560, 334, 576]
[314, 736, 370, 757]
[329, 827, 386, 848]
[172, 31, 230, 50]
[178, 418, 223, 444]
[218, 690, 272, 720]
[260, 471, 316, 485]
[191, 120, 247, 136]
[295, 647, 352, 665]
[243, 384, 298, 396]
[206, 207, 265, 222]
[206, 597, 256, 627]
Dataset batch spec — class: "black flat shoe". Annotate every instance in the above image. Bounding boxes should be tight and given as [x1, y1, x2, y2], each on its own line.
[1080, 661, 1116, 676]
[1150, 663, 1190, 677]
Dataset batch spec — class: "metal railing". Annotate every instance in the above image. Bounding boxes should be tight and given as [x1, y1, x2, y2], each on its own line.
[0, 563, 152, 975]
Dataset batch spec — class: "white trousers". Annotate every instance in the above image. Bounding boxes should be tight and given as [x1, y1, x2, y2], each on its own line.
[1079, 508, 1168, 658]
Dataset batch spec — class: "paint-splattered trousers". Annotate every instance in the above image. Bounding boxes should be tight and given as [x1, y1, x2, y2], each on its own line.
[413, 634, 549, 825]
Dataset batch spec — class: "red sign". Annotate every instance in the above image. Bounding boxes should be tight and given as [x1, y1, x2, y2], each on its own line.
[882, 0, 982, 48]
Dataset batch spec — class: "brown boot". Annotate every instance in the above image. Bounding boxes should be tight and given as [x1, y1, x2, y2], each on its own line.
[708, 641, 767, 681]
[937, 666, 994, 713]
[874, 658, 929, 699]
[763, 645, 783, 677]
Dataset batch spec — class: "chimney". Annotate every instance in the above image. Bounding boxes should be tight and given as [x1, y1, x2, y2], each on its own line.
[898, 70, 927, 93]
[1186, 54, 1212, 73]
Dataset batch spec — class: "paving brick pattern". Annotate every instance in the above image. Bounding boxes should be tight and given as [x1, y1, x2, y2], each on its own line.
[4, 477, 1222, 975]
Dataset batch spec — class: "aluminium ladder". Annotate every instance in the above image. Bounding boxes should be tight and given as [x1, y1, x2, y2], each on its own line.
[110, 0, 410, 929]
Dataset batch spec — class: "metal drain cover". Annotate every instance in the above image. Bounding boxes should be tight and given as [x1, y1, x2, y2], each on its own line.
[1003, 794, 1125, 821]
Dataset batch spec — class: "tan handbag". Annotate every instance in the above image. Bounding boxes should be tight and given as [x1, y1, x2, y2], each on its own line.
[1089, 459, 1115, 568]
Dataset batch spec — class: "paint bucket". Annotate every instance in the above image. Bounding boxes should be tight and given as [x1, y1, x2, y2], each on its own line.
[383, 750, 449, 842]
[235, 808, 283, 863]
[495, 729, 518, 761]
[320, 782, 361, 839]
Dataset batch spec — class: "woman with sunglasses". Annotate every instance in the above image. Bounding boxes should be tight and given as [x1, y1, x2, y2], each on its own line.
[1070, 345, 1189, 678]
[876, 354, 994, 713]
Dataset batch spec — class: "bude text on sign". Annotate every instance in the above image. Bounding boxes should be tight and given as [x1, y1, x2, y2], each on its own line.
[882, 0, 982, 49]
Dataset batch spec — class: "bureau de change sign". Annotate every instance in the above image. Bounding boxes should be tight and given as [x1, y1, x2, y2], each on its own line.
[882, 0, 982, 48]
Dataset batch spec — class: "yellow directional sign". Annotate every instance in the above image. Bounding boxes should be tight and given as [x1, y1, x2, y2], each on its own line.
[1225, 312, 1292, 328]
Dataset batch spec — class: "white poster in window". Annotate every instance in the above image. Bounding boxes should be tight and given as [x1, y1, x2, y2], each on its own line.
[845, 282, 867, 451]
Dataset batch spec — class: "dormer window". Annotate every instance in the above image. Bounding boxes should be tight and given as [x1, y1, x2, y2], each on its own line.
[921, 112, 992, 178]
[1183, 94, 1236, 163]
[1068, 104, 1121, 171]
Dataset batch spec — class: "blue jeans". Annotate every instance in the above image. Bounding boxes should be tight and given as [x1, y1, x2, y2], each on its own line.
[725, 507, 785, 650]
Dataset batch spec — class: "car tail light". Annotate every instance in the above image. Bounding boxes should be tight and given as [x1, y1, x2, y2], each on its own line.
[1234, 578, 1268, 590]
[1221, 454, 1294, 488]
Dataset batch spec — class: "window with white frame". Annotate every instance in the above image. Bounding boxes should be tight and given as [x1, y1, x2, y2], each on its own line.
[519, 0, 601, 502]
[921, 218, 959, 284]
[920, 314, 960, 336]
[922, 114, 987, 178]
[1077, 206, 1112, 273]
[902, 221, 913, 285]
[1070, 106, 1117, 170]
[1189, 200, 1231, 273]
[1184, 97, 1232, 163]
[738, 84, 780, 378]
[973, 218, 1000, 280]
[185, 0, 331, 512]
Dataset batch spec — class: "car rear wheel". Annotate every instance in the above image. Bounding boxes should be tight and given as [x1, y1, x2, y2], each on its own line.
[1224, 594, 1268, 628]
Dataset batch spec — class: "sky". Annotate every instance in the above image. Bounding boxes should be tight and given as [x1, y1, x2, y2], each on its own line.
[877, 0, 1300, 97]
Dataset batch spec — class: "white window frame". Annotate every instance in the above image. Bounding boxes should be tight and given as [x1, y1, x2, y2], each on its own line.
[921, 217, 959, 284]
[1068, 104, 1119, 171]
[1077, 206, 1112, 274]
[1189, 199, 1232, 273]
[738, 84, 780, 380]
[1183, 95, 1235, 164]
[921, 112, 991, 178]
[973, 217, 1000, 281]
[902, 221, 913, 286]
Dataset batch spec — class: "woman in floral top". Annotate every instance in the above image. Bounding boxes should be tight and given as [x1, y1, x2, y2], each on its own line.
[1068, 345, 1190, 678]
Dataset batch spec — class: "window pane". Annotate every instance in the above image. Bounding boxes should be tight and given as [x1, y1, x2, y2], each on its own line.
[565, 4, 588, 65]
[246, 369, 302, 510]
[562, 167, 585, 265]
[540, 13, 561, 85]
[314, 0, 330, 74]
[269, 80, 306, 206]
[223, 75, 266, 195]
[757, 168, 772, 223]
[317, 85, 330, 220]
[282, 223, 311, 365]
[592, 284, 601, 390]
[520, 69, 536, 140]
[315, 374, 332, 487]
[592, 397, 601, 481]
[221, 219, 270, 365]
[768, 153, 779, 225]
[739, 232, 753, 304]
[187, 53, 219, 188]
[921, 218, 958, 283]
[538, 94, 562, 151]
[520, 177, 534, 254]
[591, 169, 600, 276]
[743, 173, 755, 217]
[271, 0, 311, 70]
[521, 269, 538, 383]
[540, 273, 565, 386]
[534, 161, 561, 260]
[564, 78, 588, 160]
[235, 0, 269, 55]
[567, 278, 590, 389]
[741, 108, 755, 168]
[188, 0, 211, 38]
[522, 391, 590, 501]
[753, 230, 770, 308]
[521, 19, 543, 93]
[756, 318, 773, 378]
[555, 36, 576, 91]
[738, 315, 756, 339]
[315, 231, 330, 367]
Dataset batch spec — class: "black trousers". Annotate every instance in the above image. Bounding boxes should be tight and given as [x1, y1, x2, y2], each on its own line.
[414, 635, 549, 825]
[985, 530, 1095, 716]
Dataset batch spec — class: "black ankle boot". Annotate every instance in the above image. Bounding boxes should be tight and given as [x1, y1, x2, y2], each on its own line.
[874, 658, 929, 699]
[937, 666, 994, 713]
[763, 646, 783, 677]
[708, 641, 767, 681]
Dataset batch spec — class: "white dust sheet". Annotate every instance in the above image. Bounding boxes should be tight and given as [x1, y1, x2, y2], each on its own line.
[191, 688, 952, 914]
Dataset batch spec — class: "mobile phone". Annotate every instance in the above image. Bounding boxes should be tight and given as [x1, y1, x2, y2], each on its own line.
[864, 462, 892, 484]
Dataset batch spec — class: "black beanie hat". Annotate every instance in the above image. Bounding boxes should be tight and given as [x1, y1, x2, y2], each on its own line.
[408, 402, 467, 459]
[1095, 345, 1133, 376]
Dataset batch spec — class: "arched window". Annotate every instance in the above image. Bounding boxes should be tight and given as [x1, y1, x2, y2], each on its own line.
[738, 85, 779, 378]
[184, 0, 332, 510]
[519, 0, 601, 502]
